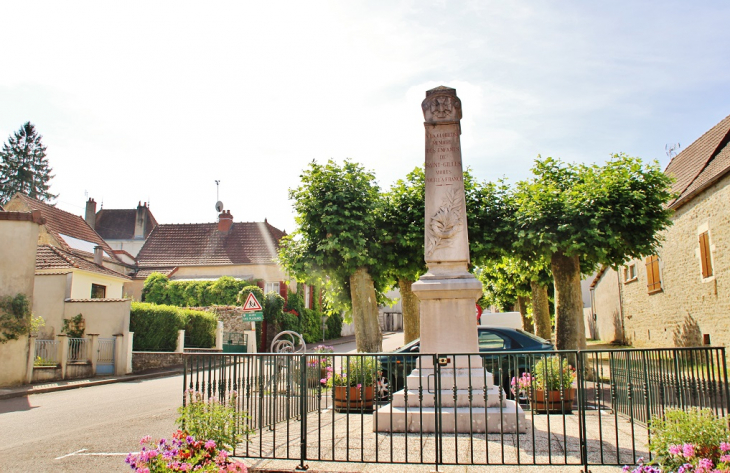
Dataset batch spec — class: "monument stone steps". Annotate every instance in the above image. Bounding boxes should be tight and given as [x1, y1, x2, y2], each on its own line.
[388, 386, 506, 408]
[374, 403, 527, 434]
[406, 368, 495, 391]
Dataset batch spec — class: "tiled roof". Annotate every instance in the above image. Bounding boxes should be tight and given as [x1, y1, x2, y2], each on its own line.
[133, 267, 178, 280]
[665, 114, 730, 209]
[9, 194, 122, 264]
[136, 221, 285, 267]
[35, 245, 130, 280]
[95, 206, 157, 240]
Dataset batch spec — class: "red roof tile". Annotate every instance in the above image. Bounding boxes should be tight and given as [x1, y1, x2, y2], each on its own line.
[132, 267, 178, 280]
[95, 206, 157, 240]
[36, 245, 130, 280]
[136, 221, 285, 267]
[9, 194, 122, 264]
[665, 114, 730, 209]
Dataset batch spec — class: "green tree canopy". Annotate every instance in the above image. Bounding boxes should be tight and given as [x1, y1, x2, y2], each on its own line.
[0, 122, 55, 205]
[513, 153, 674, 349]
[279, 159, 387, 352]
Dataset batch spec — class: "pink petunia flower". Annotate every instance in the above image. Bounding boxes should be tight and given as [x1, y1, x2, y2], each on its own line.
[682, 443, 696, 459]
[205, 440, 216, 449]
[669, 444, 682, 455]
[721, 442, 730, 452]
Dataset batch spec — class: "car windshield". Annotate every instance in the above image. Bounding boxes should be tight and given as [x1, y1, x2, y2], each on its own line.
[515, 329, 551, 345]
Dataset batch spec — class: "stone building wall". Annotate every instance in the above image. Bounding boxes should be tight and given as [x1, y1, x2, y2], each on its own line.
[592, 267, 624, 343]
[619, 172, 730, 348]
[188, 306, 255, 333]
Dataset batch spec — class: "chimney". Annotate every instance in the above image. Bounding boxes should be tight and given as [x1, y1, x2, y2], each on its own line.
[85, 198, 97, 229]
[134, 202, 146, 239]
[218, 210, 233, 233]
[93, 245, 103, 266]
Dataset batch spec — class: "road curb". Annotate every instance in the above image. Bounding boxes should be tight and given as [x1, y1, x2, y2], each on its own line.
[0, 368, 183, 400]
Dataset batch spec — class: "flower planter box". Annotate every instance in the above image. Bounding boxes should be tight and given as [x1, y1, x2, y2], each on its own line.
[333, 386, 374, 412]
[531, 388, 576, 414]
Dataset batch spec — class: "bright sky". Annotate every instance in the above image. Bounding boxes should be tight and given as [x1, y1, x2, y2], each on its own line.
[2, 1, 729, 233]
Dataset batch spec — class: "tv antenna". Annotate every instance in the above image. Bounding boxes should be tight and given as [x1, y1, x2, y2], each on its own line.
[666, 143, 681, 159]
[215, 180, 224, 213]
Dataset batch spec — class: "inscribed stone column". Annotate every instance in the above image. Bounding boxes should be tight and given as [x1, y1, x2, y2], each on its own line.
[414, 86, 482, 362]
[374, 86, 525, 434]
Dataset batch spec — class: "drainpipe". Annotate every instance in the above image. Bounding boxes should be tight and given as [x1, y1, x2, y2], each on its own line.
[617, 270, 626, 344]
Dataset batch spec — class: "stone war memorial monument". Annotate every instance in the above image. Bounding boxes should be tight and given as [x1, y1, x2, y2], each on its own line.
[375, 86, 525, 433]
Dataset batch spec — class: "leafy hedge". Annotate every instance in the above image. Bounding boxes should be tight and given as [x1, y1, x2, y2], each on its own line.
[142, 274, 262, 307]
[182, 309, 217, 348]
[130, 302, 186, 351]
[325, 313, 343, 340]
[131, 303, 218, 351]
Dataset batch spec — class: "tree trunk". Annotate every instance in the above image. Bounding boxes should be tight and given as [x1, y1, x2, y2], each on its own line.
[399, 278, 420, 344]
[349, 267, 383, 352]
[517, 295, 533, 333]
[530, 280, 552, 341]
[551, 252, 586, 351]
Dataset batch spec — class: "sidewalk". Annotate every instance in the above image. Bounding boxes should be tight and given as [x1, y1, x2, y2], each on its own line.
[0, 365, 183, 400]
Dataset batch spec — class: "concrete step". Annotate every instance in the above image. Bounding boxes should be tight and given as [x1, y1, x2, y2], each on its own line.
[373, 401, 526, 434]
[389, 386, 507, 408]
[405, 368, 495, 391]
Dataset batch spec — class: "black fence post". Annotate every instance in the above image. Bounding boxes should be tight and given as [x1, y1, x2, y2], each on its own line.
[577, 350, 589, 473]
[296, 354, 309, 471]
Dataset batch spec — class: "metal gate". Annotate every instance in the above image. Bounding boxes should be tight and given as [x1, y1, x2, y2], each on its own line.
[96, 338, 115, 374]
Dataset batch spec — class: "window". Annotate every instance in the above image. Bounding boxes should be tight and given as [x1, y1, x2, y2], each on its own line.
[91, 284, 106, 299]
[699, 231, 713, 278]
[304, 284, 311, 309]
[478, 332, 508, 350]
[264, 282, 280, 295]
[645, 255, 662, 294]
[624, 262, 637, 283]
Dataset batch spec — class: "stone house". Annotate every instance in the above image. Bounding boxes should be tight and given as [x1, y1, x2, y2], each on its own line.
[86, 198, 158, 259]
[591, 113, 730, 348]
[129, 209, 295, 301]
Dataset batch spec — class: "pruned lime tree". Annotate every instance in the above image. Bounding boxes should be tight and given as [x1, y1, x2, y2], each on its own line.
[279, 160, 387, 352]
[513, 154, 674, 350]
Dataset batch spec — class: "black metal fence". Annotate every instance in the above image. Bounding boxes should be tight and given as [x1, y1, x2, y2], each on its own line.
[182, 347, 729, 471]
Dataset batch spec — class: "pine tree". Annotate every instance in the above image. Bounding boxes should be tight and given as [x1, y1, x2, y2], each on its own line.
[0, 122, 56, 205]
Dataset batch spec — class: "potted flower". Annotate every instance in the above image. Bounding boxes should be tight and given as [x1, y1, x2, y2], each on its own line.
[324, 356, 379, 412]
[306, 345, 334, 388]
[530, 355, 577, 413]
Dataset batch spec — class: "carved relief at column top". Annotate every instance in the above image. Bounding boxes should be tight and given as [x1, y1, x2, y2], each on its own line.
[422, 86, 462, 124]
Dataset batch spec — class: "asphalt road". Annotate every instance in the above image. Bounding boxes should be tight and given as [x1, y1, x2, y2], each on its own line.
[0, 332, 406, 473]
[0, 375, 181, 472]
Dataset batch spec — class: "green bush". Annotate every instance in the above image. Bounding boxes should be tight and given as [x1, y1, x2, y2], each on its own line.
[142, 274, 262, 307]
[141, 273, 170, 304]
[209, 276, 243, 305]
[183, 309, 218, 348]
[325, 312, 342, 340]
[300, 308, 322, 344]
[280, 312, 300, 333]
[285, 287, 305, 316]
[263, 293, 285, 323]
[130, 302, 186, 351]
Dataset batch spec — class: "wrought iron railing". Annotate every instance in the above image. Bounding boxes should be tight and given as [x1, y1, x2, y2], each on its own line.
[34, 339, 59, 366]
[67, 337, 88, 362]
[182, 347, 729, 471]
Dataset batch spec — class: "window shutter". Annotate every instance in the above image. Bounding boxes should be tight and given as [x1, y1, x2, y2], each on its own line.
[699, 232, 713, 278]
[279, 281, 288, 300]
[645, 255, 661, 293]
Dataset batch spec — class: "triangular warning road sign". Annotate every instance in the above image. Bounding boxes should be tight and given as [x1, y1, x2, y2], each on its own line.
[242, 292, 263, 311]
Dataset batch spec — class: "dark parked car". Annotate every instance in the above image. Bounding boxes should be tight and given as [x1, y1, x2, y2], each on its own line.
[378, 327, 554, 398]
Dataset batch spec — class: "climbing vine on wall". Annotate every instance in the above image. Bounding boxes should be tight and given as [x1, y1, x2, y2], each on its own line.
[0, 294, 32, 344]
